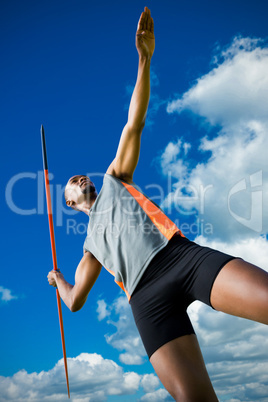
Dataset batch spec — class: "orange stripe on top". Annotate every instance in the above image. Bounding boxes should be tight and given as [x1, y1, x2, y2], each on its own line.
[115, 280, 131, 301]
[121, 181, 183, 240]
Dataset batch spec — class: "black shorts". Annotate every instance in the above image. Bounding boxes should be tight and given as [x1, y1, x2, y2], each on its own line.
[130, 234, 237, 358]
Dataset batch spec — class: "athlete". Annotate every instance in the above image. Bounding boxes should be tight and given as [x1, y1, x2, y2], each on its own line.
[47, 7, 268, 401]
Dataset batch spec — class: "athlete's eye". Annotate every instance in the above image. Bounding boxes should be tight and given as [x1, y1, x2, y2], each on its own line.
[70, 176, 80, 184]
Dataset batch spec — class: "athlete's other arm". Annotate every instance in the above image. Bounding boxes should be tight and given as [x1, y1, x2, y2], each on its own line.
[47, 251, 102, 312]
[107, 6, 155, 182]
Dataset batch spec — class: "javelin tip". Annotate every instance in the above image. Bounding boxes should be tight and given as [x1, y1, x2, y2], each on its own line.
[40, 125, 48, 170]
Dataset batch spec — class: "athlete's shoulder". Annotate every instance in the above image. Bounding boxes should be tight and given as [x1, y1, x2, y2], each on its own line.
[106, 160, 134, 184]
[83, 249, 100, 262]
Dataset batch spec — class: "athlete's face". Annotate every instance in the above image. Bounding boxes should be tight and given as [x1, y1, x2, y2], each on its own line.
[65, 175, 97, 213]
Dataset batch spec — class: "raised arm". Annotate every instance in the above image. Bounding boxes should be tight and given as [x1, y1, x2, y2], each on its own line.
[107, 6, 155, 182]
[47, 252, 102, 312]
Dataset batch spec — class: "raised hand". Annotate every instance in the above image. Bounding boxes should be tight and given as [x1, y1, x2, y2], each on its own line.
[136, 7, 155, 59]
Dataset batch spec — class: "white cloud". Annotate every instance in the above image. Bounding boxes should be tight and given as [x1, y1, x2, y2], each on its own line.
[140, 374, 160, 393]
[103, 296, 147, 365]
[208, 361, 268, 402]
[167, 36, 268, 127]
[0, 353, 167, 402]
[0, 286, 18, 302]
[195, 235, 268, 270]
[160, 138, 190, 178]
[96, 299, 111, 321]
[139, 388, 172, 401]
[163, 36, 268, 242]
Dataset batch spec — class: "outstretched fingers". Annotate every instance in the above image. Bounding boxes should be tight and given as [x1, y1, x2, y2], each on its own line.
[144, 7, 153, 32]
[137, 11, 145, 31]
[148, 14, 154, 33]
[137, 7, 153, 33]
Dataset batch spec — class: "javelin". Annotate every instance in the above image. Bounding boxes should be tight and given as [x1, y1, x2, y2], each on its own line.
[40, 125, 70, 398]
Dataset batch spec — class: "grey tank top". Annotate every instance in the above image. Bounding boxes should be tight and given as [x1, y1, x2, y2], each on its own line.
[83, 174, 181, 300]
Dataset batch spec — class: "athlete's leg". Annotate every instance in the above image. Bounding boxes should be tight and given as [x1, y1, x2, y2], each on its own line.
[150, 334, 218, 402]
[211, 259, 268, 324]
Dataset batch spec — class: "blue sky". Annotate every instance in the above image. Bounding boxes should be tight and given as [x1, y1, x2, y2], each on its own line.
[1, 0, 268, 400]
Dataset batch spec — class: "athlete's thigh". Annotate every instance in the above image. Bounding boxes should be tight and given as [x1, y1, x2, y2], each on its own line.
[211, 258, 268, 324]
[150, 334, 218, 402]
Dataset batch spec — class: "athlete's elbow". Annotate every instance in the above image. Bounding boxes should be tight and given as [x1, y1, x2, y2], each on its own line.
[127, 119, 145, 135]
[70, 298, 86, 312]
[137, 120, 146, 133]
[70, 304, 80, 312]
[70, 302, 82, 312]
[136, 119, 146, 132]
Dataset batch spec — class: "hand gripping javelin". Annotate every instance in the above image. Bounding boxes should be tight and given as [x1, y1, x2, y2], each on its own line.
[41, 125, 70, 398]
